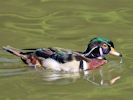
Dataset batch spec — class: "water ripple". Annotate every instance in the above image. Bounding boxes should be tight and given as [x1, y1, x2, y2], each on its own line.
[0, 68, 30, 77]
[0, 57, 19, 63]
[41, 71, 80, 85]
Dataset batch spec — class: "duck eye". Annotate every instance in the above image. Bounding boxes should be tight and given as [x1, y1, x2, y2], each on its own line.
[102, 44, 108, 48]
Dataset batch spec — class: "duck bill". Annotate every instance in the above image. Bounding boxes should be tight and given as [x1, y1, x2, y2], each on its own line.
[109, 47, 122, 57]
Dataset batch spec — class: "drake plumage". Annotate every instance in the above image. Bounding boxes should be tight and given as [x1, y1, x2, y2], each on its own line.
[3, 37, 122, 73]
[3, 37, 123, 86]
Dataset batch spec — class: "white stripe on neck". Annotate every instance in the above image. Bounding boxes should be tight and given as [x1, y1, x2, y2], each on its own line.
[99, 47, 103, 56]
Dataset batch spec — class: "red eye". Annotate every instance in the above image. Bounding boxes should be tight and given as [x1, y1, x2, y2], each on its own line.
[102, 44, 108, 48]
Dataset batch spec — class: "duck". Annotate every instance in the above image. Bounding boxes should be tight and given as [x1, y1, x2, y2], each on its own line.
[3, 37, 122, 75]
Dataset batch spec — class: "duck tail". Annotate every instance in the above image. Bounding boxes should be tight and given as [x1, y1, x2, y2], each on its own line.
[2, 45, 25, 58]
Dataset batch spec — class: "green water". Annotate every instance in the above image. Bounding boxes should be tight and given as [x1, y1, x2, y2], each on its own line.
[0, 0, 133, 100]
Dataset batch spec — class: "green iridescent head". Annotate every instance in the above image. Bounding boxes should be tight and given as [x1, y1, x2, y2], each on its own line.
[89, 37, 114, 48]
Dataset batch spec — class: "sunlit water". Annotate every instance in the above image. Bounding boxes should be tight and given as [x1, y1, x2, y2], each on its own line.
[0, 0, 133, 100]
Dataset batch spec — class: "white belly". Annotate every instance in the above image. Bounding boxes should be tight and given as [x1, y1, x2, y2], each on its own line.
[42, 58, 80, 73]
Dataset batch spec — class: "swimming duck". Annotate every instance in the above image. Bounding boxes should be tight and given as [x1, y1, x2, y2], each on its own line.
[3, 37, 122, 75]
[34, 37, 122, 65]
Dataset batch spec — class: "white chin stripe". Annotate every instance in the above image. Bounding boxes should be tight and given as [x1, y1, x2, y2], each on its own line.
[97, 57, 103, 59]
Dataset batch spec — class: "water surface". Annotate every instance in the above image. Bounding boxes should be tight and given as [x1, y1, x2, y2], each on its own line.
[0, 0, 133, 100]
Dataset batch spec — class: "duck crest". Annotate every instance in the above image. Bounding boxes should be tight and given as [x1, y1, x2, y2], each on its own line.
[89, 37, 114, 48]
[83, 37, 115, 58]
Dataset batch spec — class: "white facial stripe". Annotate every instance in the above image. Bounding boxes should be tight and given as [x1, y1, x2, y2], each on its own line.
[84, 46, 98, 56]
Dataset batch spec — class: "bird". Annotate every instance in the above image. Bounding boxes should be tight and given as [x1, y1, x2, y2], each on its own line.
[3, 37, 122, 75]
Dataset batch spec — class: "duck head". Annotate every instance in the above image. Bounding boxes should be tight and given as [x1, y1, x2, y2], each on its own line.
[83, 37, 122, 59]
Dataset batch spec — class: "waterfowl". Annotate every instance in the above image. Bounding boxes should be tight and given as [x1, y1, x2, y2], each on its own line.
[3, 37, 123, 85]
[3, 37, 122, 75]
[33, 37, 122, 73]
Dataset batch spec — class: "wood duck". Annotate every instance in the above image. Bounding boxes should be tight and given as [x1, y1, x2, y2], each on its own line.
[3, 37, 122, 74]
[34, 37, 122, 63]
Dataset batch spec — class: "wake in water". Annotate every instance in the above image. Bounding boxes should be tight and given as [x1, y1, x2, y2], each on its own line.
[0, 57, 19, 63]
[41, 71, 80, 85]
[0, 67, 31, 77]
[39, 59, 123, 86]
[0, 57, 123, 86]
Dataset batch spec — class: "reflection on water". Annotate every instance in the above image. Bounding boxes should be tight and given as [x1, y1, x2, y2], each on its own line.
[0, 50, 123, 86]
[0, 0, 133, 100]
[0, 68, 29, 77]
[0, 56, 123, 86]
[85, 60, 123, 86]
[41, 71, 80, 85]
[0, 57, 18, 63]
